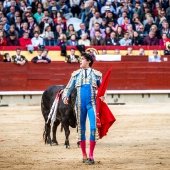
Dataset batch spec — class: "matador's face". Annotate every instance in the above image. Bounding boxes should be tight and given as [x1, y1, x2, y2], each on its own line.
[80, 56, 90, 69]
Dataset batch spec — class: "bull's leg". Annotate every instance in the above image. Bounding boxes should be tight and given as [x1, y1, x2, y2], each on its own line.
[63, 120, 70, 149]
[45, 122, 52, 145]
[52, 119, 60, 145]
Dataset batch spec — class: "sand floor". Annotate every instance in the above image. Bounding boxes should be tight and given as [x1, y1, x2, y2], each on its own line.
[0, 104, 170, 170]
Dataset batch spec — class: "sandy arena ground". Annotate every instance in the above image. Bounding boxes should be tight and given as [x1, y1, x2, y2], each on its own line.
[0, 104, 170, 170]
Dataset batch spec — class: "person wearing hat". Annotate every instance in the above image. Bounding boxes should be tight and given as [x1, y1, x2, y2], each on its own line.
[6, 32, 19, 46]
[101, 1, 115, 14]
[149, 50, 161, 62]
[164, 44, 170, 55]
[63, 52, 102, 165]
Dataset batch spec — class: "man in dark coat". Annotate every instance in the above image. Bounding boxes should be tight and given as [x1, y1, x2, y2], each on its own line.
[65, 48, 79, 63]
[106, 31, 119, 45]
[143, 31, 159, 46]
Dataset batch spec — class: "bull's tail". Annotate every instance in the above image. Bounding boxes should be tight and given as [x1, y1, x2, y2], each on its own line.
[43, 124, 48, 144]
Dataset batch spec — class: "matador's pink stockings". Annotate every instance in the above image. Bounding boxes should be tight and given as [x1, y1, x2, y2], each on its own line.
[89, 140, 96, 159]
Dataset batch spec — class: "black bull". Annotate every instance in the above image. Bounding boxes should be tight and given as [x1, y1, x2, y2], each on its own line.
[41, 85, 77, 148]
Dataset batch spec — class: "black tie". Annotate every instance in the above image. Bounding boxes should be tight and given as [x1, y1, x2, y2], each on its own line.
[85, 69, 87, 78]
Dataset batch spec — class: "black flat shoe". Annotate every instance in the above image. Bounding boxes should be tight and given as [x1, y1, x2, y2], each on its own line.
[82, 158, 88, 163]
[88, 158, 95, 165]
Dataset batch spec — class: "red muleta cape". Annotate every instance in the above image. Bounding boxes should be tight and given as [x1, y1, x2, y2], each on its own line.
[96, 68, 116, 139]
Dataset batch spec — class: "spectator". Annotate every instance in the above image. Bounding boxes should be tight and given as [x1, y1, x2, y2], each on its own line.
[54, 25, 64, 40]
[78, 33, 90, 46]
[114, 49, 120, 55]
[0, 31, 7, 46]
[31, 49, 51, 63]
[7, 24, 19, 38]
[144, 17, 154, 34]
[2, 17, 10, 32]
[126, 47, 133, 56]
[150, 24, 160, 39]
[66, 24, 77, 40]
[19, 22, 30, 38]
[6, 6, 15, 24]
[19, 32, 33, 53]
[27, 16, 37, 37]
[164, 44, 170, 55]
[41, 49, 52, 62]
[160, 22, 170, 36]
[143, 31, 159, 45]
[105, 27, 111, 39]
[90, 22, 106, 39]
[107, 18, 118, 32]
[159, 33, 170, 46]
[65, 48, 79, 63]
[132, 17, 142, 32]
[102, 49, 107, 55]
[3, 53, 11, 62]
[31, 31, 44, 47]
[77, 23, 90, 40]
[89, 11, 102, 30]
[106, 31, 119, 45]
[14, 16, 22, 34]
[0, 2, 6, 15]
[121, 16, 131, 33]
[57, 0, 69, 14]
[12, 48, 28, 65]
[126, 24, 134, 39]
[137, 24, 148, 41]
[132, 31, 143, 45]
[139, 48, 145, 56]
[101, 1, 115, 14]
[149, 50, 161, 62]
[44, 25, 55, 46]
[57, 33, 67, 46]
[55, 16, 66, 32]
[33, 8, 44, 24]
[117, 12, 128, 26]
[66, 34, 78, 46]
[100, 18, 108, 30]
[7, 32, 19, 46]
[115, 26, 124, 41]
[91, 30, 106, 46]
[70, 0, 80, 17]
[119, 32, 132, 46]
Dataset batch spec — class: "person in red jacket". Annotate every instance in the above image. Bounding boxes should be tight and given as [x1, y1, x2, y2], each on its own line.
[19, 32, 32, 46]
[0, 31, 7, 46]
[19, 32, 34, 53]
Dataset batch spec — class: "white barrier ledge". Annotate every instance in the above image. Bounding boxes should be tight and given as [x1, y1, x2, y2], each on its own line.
[0, 90, 170, 96]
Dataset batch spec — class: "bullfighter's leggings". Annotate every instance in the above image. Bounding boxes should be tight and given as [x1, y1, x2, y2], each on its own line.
[79, 84, 96, 141]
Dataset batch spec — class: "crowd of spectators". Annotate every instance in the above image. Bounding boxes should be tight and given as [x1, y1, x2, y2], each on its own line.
[0, 0, 170, 48]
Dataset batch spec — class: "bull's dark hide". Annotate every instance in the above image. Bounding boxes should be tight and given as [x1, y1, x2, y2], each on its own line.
[41, 85, 77, 148]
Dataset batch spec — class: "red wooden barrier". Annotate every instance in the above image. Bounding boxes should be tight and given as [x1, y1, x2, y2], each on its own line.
[0, 62, 170, 91]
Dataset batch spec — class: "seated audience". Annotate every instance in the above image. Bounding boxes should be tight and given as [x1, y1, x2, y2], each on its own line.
[11, 48, 28, 65]
[31, 49, 51, 63]
[77, 23, 90, 40]
[91, 30, 106, 46]
[139, 48, 145, 56]
[57, 33, 67, 46]
[149, 50, 161, 62]
[78, 33, 90, 46]
[31, 31, 44, 47]
[119, 32, 132, 46]
[144, 31, 159, 46]
[106, 31, 119, 45]
[6, 32, 20, 46]
[126, 47, 133, 56]
[66, 24, 77, 40]
[3, 53, 11, 62]
[164, 44, 170, 55]
[44, 25, 55, 46]
[65, 48, 79, 63]
[132, 31, 143, 45]
[159, 33, 170, 46]
[66, 34, 78, 46]
[0, 30, 6, 46]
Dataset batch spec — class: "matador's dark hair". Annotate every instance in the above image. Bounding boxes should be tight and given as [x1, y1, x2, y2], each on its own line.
[82, 52, 94, 67]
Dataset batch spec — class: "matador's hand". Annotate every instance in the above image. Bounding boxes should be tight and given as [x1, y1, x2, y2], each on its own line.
[63, 97, 69, 104]
[100, 96, 105, 101]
